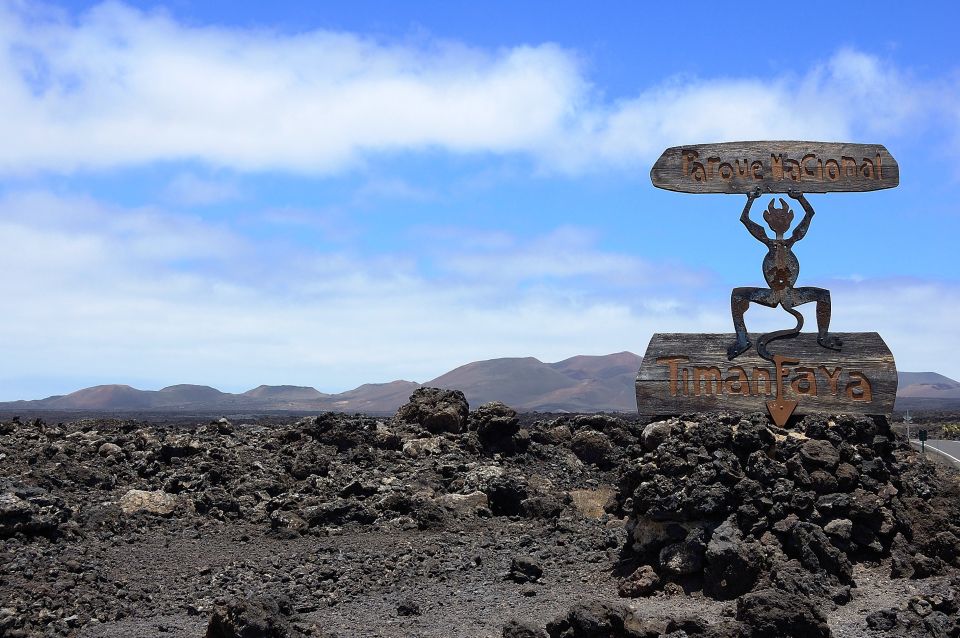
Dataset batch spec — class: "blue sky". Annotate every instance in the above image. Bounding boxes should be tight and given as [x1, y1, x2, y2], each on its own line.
[2, 1, 959, 399]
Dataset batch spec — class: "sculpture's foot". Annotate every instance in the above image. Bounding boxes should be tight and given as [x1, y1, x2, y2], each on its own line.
[727, 338, 751, 360]
[818, 334, 843, 351]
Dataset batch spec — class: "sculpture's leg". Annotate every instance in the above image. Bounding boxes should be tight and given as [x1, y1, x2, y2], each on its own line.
[790, 287, 842, 350]
[728, 287, 777, 359]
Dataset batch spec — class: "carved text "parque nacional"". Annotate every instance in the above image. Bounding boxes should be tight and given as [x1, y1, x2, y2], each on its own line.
[680, 150, 884, 185]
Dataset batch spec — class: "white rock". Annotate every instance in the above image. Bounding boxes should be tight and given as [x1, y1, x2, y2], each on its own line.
[436, 491, 489, 513]
[118, 489, 178, 516]
[568, 487, 616, 518]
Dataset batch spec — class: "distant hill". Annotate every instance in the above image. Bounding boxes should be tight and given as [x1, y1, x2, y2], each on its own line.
[425, 351, 642, 412]
[897, 372, 960, 398]
[1, 354, 958, 415]
[242, 385, 329, 401]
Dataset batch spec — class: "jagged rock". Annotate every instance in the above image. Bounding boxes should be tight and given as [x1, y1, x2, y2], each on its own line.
[704, 518, 762, 598]
[800, 439, 840, 471]
[269, 510, 308, 534]
[206, 595, 290, 638]
[436, 491, 489, 515]
[865, 608, 898, 631]
[98, 442, 123, 458]
[641, 420, 673, 451]
[301, 499, 376, 526]
[658, 528, 705, 577]
[401, 437, 442, 458]
[732, 420, 774, 453]
[288, 446, 330, 479]
[568, 488, 615, 519]
[0, 493, 31, 522]
[471, 401, 521, 450]
[485, 473, 528, 516]
[503, 619, 548, 638]
[546, 601, 628, 638]
[508, 557, 543, 583]
[736, 588, 830, 638]
[159, 435, 202, 462]
[834, 463, 859, 491]
[570, 430, 614, 468]
[823, 518, 853, 541]
[786, 522, 852, 582]
[118, 489, 179, 516]
[395, 387, 469, 434]
[521, 495, 564, 519]
[617, 565, 659, 597]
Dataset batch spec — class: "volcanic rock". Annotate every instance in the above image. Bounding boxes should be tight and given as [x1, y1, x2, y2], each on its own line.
[205, 595, 291, 638]
[545, 601, 628, 638]
[503, 619, 549, 638]
[736, 588, 830, 638]
[799, 438, 840, 471]
[704, 517, 763, 598]
[118, 489, 179, 516]
[470, 401, 522, 451]
[641, 419, 673, 451]
[568, 488, 615, 519]
[395, 387, 469, 434]
[508, 557, 543, 583]
[570, 430, 614, 468]
[617, 565, 659, 597]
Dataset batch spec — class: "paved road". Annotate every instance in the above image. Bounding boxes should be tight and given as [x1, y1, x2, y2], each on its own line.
[913, 439, 960, 467]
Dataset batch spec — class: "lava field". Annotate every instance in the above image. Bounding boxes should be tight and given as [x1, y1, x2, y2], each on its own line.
[1, 388, 959, 637]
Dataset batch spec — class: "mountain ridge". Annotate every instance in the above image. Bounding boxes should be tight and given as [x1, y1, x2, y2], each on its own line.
[1, 355, 957, 414]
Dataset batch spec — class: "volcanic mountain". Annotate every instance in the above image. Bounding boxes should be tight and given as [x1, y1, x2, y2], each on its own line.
[1, 354, 956, 414]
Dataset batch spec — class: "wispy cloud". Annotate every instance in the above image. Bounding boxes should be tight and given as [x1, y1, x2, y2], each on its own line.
[0, 191, 714, 397]
[1, 191, 957, 399]
[0, 3, 940, 176]
[164, 172, 240, 206]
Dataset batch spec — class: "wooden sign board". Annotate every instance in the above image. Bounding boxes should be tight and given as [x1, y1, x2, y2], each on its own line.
[636, 333, 897, 420]
[650, 141, 899, 194]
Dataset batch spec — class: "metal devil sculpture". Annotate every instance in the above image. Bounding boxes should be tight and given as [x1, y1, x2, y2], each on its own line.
[728, 187, 841, 362]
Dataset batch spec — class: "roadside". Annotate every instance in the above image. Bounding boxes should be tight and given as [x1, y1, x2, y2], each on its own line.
[911, 439, 960, 469]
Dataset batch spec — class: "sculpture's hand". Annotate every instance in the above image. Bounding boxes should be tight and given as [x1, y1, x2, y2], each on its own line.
[787, 189, 803, 200]
[747, 186, 762, 201]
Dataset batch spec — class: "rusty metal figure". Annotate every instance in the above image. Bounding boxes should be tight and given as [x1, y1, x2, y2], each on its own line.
[727, 187, 842, 361]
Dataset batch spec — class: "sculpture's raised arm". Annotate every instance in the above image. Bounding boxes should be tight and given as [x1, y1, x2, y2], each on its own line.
[786, 190, 814, 246]
[740, 186, 769, 245]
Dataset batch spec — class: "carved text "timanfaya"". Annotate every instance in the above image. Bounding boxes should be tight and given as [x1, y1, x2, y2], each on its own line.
[655, 356, 873, 402]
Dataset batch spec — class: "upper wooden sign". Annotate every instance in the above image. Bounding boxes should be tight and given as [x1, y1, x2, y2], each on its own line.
[650, 141, 899, 194]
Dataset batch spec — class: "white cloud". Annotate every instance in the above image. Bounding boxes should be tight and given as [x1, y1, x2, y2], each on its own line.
[165, 172, 240, 206]
[0, 191, 957, 400]
[0, 191, 716, 398]
[0, 3, 936, 175]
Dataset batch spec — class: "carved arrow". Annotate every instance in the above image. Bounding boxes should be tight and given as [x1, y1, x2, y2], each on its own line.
[766, 397, 798, 427]
[767, 354, 800, 427]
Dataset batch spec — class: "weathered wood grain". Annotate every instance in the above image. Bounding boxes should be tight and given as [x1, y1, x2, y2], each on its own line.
[636, 333, 897, 418]
[650, 141, 899, 194]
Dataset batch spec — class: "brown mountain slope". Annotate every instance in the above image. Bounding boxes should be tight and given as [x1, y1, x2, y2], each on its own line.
[242, 385, 329, 401]
[326, 381, 421, 413]
[428, 357, 578, 408]
[45, 385, 155, 410]
[897, 372, 960, 398]
[5, 356, 959, 414]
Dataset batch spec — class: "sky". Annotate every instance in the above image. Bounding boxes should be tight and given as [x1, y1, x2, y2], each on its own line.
[2, 1, 960, 400]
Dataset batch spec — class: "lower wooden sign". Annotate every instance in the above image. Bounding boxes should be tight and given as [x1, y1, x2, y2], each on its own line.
[636, 333, 896, 424]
